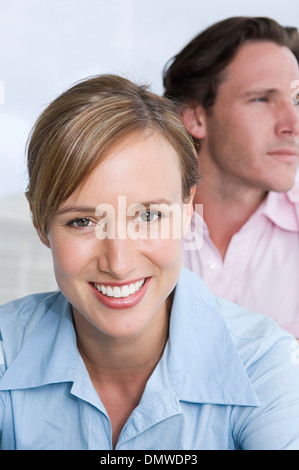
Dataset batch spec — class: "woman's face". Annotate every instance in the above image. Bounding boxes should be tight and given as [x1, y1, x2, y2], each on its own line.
[45, 132, 194, 339]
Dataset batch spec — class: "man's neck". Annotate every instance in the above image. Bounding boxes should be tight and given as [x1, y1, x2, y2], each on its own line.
[194, 177, 267, 259]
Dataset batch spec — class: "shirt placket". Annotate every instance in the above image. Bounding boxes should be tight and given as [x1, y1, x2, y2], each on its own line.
[115, 394, 184, 450]
[221, 231, 252, 302]
[202, 214, 264, 302]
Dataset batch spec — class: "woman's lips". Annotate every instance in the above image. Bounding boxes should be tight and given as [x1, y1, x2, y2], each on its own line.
[89, 277, 150, 309]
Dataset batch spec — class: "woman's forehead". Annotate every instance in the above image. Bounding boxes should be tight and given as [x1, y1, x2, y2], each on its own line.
[59, 132, 183, 209]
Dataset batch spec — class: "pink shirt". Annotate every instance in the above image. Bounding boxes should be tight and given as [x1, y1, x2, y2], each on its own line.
[182, 182, 299, 338]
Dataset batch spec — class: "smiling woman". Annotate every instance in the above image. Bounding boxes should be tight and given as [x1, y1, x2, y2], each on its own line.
[1, 74, 299, 450]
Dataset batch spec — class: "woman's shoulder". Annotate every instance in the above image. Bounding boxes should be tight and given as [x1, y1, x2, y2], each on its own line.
[0, 291, 60, 323]
[214, 295, 297, 372]
[0, 291, 61, 361]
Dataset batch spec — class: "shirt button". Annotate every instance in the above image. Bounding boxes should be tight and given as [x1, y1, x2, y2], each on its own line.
[208, 259, 217, 269]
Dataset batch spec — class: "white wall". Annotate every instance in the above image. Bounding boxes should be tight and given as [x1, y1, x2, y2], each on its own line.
[1, 0, 298, 199]
[0, 0, 298, 302]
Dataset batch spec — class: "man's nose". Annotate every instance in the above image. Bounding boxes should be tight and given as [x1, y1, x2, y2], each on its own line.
[275, 100, 299, 137]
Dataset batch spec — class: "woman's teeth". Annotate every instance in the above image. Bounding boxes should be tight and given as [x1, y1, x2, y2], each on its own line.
[93, 279, 146, 298]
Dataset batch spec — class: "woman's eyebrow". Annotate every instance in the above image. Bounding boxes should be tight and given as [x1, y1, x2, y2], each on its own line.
[137, 198, 175, 206]
[55, 206, 96, 216]
[55, 199, 176, 216]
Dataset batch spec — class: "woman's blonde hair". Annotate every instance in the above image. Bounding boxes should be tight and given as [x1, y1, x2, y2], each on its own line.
[26, 74, 198, 239]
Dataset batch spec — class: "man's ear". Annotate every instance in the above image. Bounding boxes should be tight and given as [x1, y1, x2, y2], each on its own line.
[181, 105, 207, 140]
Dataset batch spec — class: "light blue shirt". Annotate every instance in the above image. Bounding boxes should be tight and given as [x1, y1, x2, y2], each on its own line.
[1, 268, 299, 450]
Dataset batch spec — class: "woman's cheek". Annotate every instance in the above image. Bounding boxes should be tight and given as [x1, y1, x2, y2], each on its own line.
[49, 235, 95, 279]
[142, 237, 182, 269]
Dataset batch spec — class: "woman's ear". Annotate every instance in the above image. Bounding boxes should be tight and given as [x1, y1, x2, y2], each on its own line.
[34, 220, 51, 249]
[181, 105, 207, 140]
[32, 215, 51, 248]
[38, 230, 51, 249]
[29, 201, 50, 248]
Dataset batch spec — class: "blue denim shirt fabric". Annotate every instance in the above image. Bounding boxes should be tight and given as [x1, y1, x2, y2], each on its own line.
[1, 268, 299, 450]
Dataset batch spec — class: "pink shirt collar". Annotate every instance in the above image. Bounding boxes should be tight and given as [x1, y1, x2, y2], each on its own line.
[259, 185, 299, 233]
[199, 182, 299, 235]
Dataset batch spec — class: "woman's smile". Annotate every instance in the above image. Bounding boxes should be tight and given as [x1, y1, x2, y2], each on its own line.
[89, 277, 150, 310]
[92, 278, 146, 297]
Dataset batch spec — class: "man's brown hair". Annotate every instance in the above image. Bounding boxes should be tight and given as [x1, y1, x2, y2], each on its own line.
[163, 17, 298, 109]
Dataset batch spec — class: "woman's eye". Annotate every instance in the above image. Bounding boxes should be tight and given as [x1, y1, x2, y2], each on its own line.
[138, 210, 161, 223]
[68, 218, 94, 228]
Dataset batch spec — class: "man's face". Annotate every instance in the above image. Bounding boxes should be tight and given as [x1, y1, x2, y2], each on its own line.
[202, 41, 299, 193]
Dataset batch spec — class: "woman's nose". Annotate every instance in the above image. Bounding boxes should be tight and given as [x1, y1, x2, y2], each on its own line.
[96, 236, 137, 279]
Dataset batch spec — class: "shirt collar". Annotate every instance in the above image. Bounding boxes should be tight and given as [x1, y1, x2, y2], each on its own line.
[257, 188, 299, 232]
[0, 270, 259, 407]
[192, 183, 299, 235]
[165, 268, 259, 407]
[0, 293, 80, 390]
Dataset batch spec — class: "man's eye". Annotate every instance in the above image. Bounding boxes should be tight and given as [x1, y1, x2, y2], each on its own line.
[251, 96, 268, 103]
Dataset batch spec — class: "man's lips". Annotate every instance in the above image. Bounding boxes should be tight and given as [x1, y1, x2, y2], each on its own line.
[89, 277, 150, 309]
[268, 148, 299, 162]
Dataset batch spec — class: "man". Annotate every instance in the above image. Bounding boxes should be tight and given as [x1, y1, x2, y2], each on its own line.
[163, 17, 299, 338]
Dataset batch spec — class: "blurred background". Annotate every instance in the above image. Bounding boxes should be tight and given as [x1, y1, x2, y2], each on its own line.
[1, 0, 298, 303]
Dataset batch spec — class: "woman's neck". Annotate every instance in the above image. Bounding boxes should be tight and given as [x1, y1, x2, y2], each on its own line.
[72, 302, 171, 449]
[72, 303, 170, 384]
